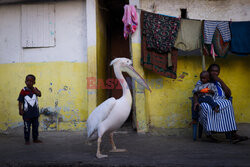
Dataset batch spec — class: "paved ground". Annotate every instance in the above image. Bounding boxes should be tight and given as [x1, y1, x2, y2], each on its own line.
[0, 124, 250, 167]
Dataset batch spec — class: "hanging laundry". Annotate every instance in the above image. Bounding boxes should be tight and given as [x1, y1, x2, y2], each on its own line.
[230, 21, 250, 54]
[174, 19, 202, 51]
[141, 38, 178, 79]
[141, 11, 177, 79]
[201, 21, 230, 60]
[201, 21, 211, 58]
[211, 28, 230, 58]
[142, 11, 180, 53]
[122, 5, 138, 39]
[204, 21, 231, 44]
[210, 44, 217, 61]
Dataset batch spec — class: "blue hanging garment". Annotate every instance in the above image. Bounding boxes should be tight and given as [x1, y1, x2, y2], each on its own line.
[230, 21, 250, 54]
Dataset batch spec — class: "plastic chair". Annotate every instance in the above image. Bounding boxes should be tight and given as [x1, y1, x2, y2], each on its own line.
[193, 122, 203, 141]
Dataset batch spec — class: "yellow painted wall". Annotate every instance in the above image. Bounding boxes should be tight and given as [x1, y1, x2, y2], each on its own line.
[87, 46, 98, 115]
[0, 62, 88, 131]
[96, 0, 108, 105]
[132, 43, 250, 129]
[145, 55, 201, 129]
[132, 43, 149, 132]
[147, 55, 250, 129]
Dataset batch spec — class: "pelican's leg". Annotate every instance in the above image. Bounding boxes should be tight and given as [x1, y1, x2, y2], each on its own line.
[96, 137, 108, 158]
[109, 132, 127, 152]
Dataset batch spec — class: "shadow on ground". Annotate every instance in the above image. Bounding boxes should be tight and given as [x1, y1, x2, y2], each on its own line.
[0, 124, 250, 167]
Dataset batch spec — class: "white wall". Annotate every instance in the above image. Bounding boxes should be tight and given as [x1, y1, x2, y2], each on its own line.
[0, 5, 21, 64]
[0, 0, 87, 64]
[86, 0, 96, 48]
[141, 0, 250, 21]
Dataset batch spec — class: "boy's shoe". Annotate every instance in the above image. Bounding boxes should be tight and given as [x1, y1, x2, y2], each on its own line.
[25, 141, 30, 145]
[33, 139, 43, 143]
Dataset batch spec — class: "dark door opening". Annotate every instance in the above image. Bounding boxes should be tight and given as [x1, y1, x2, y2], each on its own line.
[101, 0, 135, 130]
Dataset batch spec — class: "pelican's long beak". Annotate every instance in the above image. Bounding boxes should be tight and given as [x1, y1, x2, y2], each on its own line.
[122, 65, 151, 92]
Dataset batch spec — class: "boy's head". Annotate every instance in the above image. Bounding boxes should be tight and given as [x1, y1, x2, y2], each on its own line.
[200, 71, 210, 84]
[25, 74, 36, 89]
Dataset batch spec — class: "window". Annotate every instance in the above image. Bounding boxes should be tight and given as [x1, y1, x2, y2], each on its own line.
[180, 8, 187, 19]
[21, 3, 55, 48]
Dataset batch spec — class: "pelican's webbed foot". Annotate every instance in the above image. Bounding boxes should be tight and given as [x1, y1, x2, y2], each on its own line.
[109, 133, 127, 153]
[96, 153, 108, 158]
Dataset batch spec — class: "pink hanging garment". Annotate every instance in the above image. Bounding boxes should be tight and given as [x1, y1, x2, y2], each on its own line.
[122, 5, 138, 39]
[210, 44, 218, 61]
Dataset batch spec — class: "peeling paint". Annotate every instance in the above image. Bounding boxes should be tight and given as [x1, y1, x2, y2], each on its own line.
[63, 86, 68, 91]
[177, 72, 188, 81]
[40, 107, 63, 131]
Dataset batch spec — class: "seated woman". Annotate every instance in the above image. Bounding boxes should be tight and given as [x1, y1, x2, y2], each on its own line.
[193, 64, 248, 143]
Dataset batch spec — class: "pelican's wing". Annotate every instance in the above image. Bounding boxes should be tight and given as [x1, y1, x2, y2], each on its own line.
[87, 97, 116, 138]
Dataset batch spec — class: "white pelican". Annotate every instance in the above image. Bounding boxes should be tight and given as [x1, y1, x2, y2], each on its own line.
[87, 58, 151, 158]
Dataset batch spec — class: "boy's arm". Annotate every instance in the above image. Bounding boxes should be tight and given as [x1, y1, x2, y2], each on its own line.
[193, 85, 201, 94]
[18, 89, 24, 116]
[207, 83, 217, 96]
[33, 87, 41, 97]
[18, 102, 24, 116]
[208, 90, 215, 95]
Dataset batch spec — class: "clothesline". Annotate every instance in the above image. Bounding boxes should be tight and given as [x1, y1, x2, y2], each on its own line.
[135, 5, 178, 18]
[134, 5, 249, 22]
[125, 4, 249, 78]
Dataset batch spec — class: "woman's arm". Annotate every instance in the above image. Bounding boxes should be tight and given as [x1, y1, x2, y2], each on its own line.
[212, 75, 231, 98]
[192, 81, 202, 110]
[193, 93, 200, 111]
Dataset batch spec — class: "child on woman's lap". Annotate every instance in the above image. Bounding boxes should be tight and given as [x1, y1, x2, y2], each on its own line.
[193, 71, 219, 113]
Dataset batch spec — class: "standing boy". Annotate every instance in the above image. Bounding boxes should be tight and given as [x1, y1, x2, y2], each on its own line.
[18, 74, 42, 145]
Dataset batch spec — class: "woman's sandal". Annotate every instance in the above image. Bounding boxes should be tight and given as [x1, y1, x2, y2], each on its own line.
[232, 135, 248, 144]
[207, 135, 220, 143]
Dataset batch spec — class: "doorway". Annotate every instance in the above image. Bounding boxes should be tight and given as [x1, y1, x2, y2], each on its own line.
[98, 0, 135, 130]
